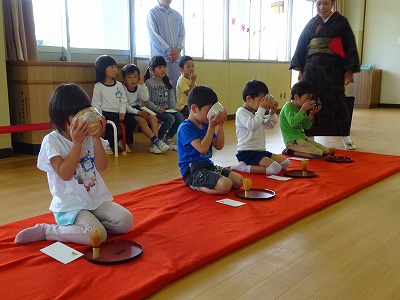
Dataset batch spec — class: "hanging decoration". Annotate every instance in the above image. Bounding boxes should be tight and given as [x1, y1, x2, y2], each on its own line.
[271, 1, 284, 13]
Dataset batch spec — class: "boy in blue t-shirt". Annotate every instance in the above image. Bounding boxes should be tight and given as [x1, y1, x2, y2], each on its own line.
[177, 86, 243, 194]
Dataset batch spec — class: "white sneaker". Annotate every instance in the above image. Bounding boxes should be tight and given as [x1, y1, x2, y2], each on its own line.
[150, 144, 163, 154]
[165, 138, 178, 151]
[155, 139, 169, 152]
[125, 144, 132, 152]
[342, 136, 356, 150]
[105, 143, 114, 155]
[118, 140, 132, 153]
[343, 141, 356, 150]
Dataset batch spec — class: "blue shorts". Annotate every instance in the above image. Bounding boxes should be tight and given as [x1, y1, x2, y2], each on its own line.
[236, 150, 272, 165]
[54, 209, 81, 225]
[183, 161, 231, 189]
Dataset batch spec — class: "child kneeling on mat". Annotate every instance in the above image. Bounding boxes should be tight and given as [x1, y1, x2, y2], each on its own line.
[280, 81, 329, 158]
[177, 86, 243, 194]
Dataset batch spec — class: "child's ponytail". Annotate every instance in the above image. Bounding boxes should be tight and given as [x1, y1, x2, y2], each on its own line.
[163, 74, 173, 90]
[146, 55, 173, 89]
[144, 67, 152, 81]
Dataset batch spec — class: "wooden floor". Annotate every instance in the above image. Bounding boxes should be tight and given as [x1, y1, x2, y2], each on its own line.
[1, 108, 400, 299]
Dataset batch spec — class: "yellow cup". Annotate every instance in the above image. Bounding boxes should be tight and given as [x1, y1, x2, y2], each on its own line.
[243, 178, 252, 191]
[301, 159, 309, 171]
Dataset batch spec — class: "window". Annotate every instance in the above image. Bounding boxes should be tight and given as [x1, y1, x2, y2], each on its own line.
[229, 1, 250, 59]
[290, 0, 315, 85]
[260, 0, 289, 61]
[33, 0, 66, 47]
[133, 0, 153, 57]
[203, 0, 225, 59]
[229, 0, 290, 60]
[67, 0, 129, 50]
[33, 0, 129, 50]
[33, 0, 315, 63]
[290, 0, 315, 58]
[183, 0, 204, 58]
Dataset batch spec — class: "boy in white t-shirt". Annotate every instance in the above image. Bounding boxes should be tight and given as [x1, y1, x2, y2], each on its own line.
[231, 79, 290, 175]
[122, 63, 169, 154]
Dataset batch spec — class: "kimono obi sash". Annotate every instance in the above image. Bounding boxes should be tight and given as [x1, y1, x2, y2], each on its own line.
[308, 37, 346, 58]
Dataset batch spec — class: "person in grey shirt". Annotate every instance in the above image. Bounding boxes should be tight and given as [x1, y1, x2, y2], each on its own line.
[144, 55, 185, 151]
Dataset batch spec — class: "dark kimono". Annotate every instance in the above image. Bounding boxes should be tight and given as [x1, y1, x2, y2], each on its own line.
[290, 11, 360, 136]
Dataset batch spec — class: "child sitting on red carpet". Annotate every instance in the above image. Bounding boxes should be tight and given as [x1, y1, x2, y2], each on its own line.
[231, 79, 290, 175]
[280, 81, 329, 158]
[177, 86, 243, 194]
[14, 83, 133, 245]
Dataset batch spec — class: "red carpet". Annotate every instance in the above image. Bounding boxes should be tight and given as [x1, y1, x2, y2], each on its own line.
[1, 150, 399, 299]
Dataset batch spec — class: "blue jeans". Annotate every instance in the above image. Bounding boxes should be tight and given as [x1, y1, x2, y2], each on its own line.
[157, 111, 184, 140]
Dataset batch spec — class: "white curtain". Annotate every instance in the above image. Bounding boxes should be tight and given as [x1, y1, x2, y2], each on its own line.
[3, 0, 38, 61]
[334, 0, 344, 14]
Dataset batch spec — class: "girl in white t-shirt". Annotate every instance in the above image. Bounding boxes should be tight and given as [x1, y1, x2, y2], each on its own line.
[92, 55, 137, 154]
[14, 83, 133, 245]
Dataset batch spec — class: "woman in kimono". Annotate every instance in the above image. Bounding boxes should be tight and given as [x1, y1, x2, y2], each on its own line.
[289, 0, 360, 150]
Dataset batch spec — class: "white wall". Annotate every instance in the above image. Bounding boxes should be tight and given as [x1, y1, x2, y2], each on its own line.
[363, 0, 400, 104]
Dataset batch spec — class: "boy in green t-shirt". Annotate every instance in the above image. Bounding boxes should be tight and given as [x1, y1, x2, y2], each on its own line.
[279, 81, 328, 158]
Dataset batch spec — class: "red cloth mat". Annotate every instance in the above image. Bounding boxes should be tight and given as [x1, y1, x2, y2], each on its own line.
[1, 150, 400, 299]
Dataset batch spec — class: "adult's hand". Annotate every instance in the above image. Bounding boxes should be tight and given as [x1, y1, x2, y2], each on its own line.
[344, 70, 353, 85]
[298, 70, 303, 81]
[168, 48, 181, 62]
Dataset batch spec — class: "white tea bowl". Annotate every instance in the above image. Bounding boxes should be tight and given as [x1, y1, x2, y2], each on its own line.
[207, 102, 224, 120]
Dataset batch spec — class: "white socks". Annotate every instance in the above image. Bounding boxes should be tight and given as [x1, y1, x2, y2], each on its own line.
[343, 136, 356, 150]
[342, 136, 352, 143]
[14, 223, 48, 244]
[280, 159, 290, 170]
[266, 161, 282, 175]
[231, 160, 288, 175]
[231, 161, 251, 173]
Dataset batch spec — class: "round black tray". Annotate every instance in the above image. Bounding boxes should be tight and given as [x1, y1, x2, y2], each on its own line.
[325, 156, 353, 163]
[85, 239, 143, 265]
[283, 170, 317, 178]
[235, 188, 275, 200]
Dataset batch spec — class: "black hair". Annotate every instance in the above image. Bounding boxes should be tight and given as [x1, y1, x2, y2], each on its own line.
[121, 63, 141, 78]
[178, 55, 194, 68]
[94, 55, 117, 83]
[49, 83, 92, 134]
[290, 81, 314, 100]
[144, 55, 173, 90]
[188, 85, 218, 109]
[242, 79, 269, 101]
